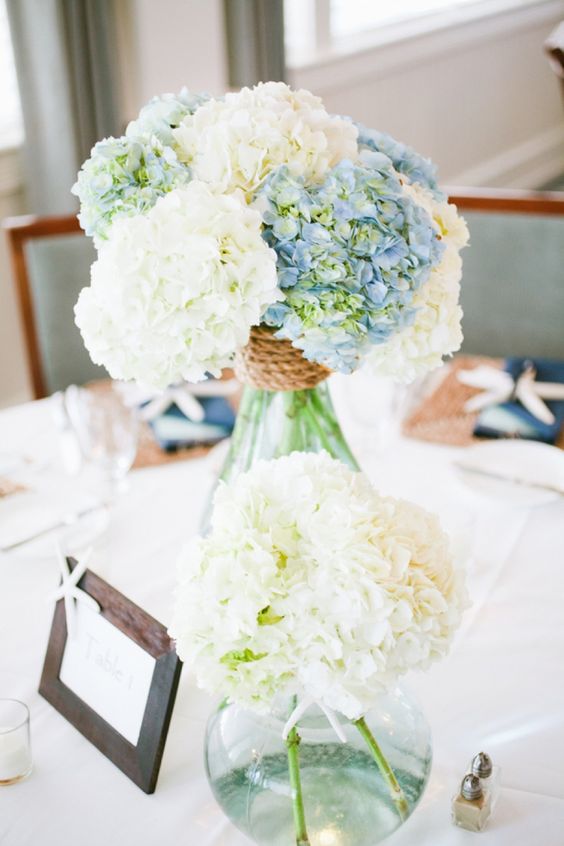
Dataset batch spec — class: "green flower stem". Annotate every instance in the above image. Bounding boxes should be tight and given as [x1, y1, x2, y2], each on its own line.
[300, 393, 335, 454]
[354, 716, 409, 821]
[286, 724, 310, 845]
[250, 390, 270, 463]
[310, 387, 360, 470]
[227, 386, 256, 455]
[222, 387, 262, 481]
[279, 390, 304, 455]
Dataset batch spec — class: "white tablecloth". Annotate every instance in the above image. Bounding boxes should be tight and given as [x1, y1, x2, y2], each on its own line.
[1, 376, 563, 845]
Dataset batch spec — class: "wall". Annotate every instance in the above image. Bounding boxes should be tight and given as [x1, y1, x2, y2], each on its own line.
[288, 0, 564, 187]
[117, 0, 229, 121]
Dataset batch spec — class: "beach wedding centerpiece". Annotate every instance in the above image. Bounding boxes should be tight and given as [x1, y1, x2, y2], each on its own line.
[170, 451, 467, 846]
[72, 82, 468, 480]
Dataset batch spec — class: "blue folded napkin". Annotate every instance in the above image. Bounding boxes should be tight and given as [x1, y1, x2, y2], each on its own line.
[148, 396, 235, 452]
[474, 357, 564, 444]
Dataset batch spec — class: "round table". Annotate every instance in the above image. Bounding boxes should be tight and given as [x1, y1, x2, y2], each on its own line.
[1, 374, 563, 845]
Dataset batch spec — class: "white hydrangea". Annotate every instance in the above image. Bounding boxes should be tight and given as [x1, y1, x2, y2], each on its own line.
[74, 182, 281, 388]
[173, 81, 358, 199]
[404, 182, 469, 252]
[169, 452, 467, 719]
[367, 185, 469, 382]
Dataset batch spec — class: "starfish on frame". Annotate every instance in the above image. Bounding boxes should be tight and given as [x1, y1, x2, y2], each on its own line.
[48, 543, 101, 639]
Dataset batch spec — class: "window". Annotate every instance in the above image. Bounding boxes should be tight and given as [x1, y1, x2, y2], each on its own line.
[284, 0, 543, 66]
[330, 0, 481, 39]
[0, 0, 23, 146]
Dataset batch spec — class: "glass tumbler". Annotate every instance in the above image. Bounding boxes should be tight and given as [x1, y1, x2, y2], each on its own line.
[0, 700, 32, 785]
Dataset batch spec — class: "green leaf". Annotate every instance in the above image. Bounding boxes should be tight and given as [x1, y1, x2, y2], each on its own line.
[257, 605, 284, 626]
[220, 648, 267, 669]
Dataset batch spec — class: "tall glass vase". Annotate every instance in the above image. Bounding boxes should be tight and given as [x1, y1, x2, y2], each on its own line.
[219, 382, 359, 485]
[220, 325, 359, 479]
[205, 687, 432, 846]
[202, 326, 359, 529]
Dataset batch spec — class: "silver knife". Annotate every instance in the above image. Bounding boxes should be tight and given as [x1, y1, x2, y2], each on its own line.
[0, 503, 104, 552]
[455, 462, 564, 496]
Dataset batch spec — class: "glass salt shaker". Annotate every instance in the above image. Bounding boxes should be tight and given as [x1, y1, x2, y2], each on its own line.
[470, 751, 501, 810]
[452, 774, 492, 832]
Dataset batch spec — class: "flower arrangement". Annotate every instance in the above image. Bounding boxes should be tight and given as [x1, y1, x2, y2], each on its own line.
[170, 451, 467, 842]
[170, 451, 466, 717]
[73, 81, 468, 389]
[74, 182, 280, 387]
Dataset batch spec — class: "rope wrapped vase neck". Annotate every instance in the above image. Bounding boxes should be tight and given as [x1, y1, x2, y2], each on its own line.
[235, 326, 330, 391]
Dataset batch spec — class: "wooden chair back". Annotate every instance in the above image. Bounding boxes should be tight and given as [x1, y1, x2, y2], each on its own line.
[3, 214, 105, 398]
[446, 188, 564, 359]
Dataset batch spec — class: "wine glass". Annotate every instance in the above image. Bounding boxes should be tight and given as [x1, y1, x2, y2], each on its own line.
[66, 383, 139, 504]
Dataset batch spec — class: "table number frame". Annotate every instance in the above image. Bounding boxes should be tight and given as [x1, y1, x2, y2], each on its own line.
[39, 559, 182, 794]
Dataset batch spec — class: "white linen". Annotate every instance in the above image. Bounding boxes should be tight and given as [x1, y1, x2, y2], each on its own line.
[1, 375, 563, 845]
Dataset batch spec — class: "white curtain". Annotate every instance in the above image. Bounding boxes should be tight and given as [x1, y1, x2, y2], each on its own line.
[7, 0, 121, 214]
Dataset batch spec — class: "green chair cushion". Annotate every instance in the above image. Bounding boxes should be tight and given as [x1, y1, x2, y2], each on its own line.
[460, 211, 564, 358]
[24, 233, 107, 394]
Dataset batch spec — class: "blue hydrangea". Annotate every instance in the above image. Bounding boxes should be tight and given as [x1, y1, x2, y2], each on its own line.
[356, 123, 443, 198]
[257, 156, 444, 373]
[126, 88, 209, 147]
[72, 136, 191, 244]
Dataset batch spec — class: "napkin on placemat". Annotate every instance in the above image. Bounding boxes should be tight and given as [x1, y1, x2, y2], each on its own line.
[402, 356, 564, 448]
[86, 378, 239, 470]
[474, 357, 564, 445]
[147, 396, 236, 453]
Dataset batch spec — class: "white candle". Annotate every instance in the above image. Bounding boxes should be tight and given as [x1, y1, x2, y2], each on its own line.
[0, 727, 32, 783]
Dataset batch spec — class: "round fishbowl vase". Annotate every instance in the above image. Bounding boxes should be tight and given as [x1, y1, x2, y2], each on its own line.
[205, 687, 432, 846]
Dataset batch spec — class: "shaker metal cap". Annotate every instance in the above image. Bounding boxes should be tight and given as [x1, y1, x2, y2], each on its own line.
[461, 774, 483, 801]
[472, 752, 493, 778]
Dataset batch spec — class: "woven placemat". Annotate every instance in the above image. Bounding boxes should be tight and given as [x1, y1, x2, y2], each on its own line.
[86, 377, 240, 470]
[132, 427, 213, 469]
[402, 355, 564, 448]
[0, 477, 28, 498]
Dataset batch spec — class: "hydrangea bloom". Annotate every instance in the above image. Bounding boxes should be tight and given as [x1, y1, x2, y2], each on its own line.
[126, 88, 209, 147]
[72, 136, 190, 245]
[173, 81, 358, 199]
[74, 182, 281, 388]
[72, 82, 467, 386]
[357, 123, 441, 197]
[367, 182, 469, 381]
[170, 452, 467, 719]
[256, 156, 444, 372]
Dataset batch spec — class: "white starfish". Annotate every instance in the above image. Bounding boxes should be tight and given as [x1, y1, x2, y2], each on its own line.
[48, 544, 100, 639]
[119, 379, 238, 423]
[458, 362, 564, 425]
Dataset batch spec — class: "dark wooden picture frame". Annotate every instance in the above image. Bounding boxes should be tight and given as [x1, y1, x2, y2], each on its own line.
[39, 559, 182, 794]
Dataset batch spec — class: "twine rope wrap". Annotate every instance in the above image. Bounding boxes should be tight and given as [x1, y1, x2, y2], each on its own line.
[235, 326, 330, 391]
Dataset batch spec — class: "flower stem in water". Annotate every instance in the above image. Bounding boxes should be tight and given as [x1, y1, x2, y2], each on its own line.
[300, 394, 335, 454]
[354, 716, 409, 821]
[286, 724, 310, 845]
[309, 387, 360, 469]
